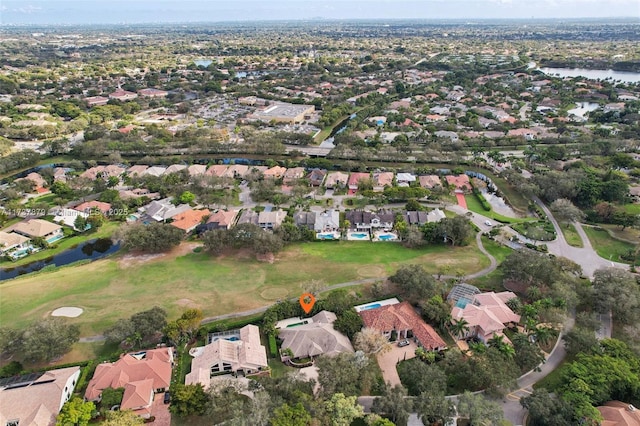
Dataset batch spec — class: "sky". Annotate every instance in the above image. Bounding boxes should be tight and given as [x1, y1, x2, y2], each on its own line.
[1, 0, 639, 25]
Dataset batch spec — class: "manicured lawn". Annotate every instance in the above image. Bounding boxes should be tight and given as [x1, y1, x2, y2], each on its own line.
[470, 268, 506, 293]
[481, 236, 513, 263]
[0, 221, 120, 268]
[0, 241, 489, 337]
[561, 223, 583, 248]
[621, 203, 640, 215]
[464, 194, 533, 224]
[582, 226, 638, 265]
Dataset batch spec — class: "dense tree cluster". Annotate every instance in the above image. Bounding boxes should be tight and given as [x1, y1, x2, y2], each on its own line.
[202, 223, 285, 256]
[0, 318, 80, 363]
[104, 306, 167, 347]
[117, 222, 184, 253]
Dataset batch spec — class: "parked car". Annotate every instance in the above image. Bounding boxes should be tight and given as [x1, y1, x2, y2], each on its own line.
[398, 339, 410, 347]
[163, 391, 171, 404]
[485, 220, 493, 226]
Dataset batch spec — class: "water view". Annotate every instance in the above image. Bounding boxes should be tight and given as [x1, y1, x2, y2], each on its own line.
[538, 67, 640, 84]
[0, 238, 120, 281]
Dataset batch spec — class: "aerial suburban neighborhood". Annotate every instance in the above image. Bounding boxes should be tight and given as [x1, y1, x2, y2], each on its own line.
[1, 5, 640, 426]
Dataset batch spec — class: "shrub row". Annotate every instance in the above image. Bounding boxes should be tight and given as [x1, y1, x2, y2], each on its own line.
[268, 334, 278, 357]
[472, 188, 492, 211]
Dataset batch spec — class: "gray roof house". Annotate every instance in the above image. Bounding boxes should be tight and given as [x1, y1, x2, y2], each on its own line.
[314, 210, 340, 232]
[294, 211, 316, 230]
[278, 311, 354, 359]
[143, 198, 191, 222]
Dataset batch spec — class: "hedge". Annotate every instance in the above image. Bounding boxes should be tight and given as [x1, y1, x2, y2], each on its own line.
[268, 334, 278, 357]
[473, 188, 492, 211]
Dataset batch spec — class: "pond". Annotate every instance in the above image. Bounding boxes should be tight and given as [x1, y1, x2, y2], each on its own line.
[0, 238, 120, 281]
[567, 102, 600, 119]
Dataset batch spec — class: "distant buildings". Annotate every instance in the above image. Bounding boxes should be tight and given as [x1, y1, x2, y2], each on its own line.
[248, 102, 315, 124]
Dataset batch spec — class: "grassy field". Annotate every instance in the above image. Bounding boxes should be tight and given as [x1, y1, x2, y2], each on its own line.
[0, 221, 120, 268]
[621, 203, 640, 215]
[481, 236, 513, 263]
[561, 224, 583, 248]
[582, 226, 638, 265]
[0, 241, 489, 337]
[464, 194, 534, 224]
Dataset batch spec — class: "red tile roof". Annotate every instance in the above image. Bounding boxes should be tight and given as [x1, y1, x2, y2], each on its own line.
[85, 348, 173, 401]
[171, 209, 210, 232]
[359, 301, 446, 350]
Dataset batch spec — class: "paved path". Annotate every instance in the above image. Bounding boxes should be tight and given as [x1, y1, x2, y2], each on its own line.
[533, 197, 628, 279]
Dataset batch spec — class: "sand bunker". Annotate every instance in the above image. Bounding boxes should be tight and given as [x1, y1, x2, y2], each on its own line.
[51, 307, 84, 318]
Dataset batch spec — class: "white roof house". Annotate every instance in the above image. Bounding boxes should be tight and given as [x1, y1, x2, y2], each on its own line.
[52, 208, 89, 230]
[185, 325, 268, 389]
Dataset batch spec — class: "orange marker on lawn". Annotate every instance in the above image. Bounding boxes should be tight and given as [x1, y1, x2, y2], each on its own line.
[299, 293, 316, 314]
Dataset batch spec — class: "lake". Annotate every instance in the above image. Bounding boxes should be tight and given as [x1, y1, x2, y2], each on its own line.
[538, 67, 640, 84]
[0, 238, 120, 281]
[567, 102, 600, 119]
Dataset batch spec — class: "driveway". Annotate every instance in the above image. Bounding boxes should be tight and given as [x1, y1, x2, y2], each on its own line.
[376, 340, 418, 386]
[151, 392, 171, 426]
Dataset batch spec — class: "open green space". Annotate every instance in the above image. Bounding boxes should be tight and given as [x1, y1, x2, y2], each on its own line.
[511, 220, 556, 241]
[621, 203, 640, 215]
[582, 226, 638, 265]
[0, 241, 489, 337]
[464, 194, 534, 224]
[0, 221, 120, 267]
[561, 223, 583, 248]
[480, 236, 513, 263]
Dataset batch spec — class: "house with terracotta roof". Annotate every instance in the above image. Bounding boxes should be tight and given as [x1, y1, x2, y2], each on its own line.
[451, 291, 520, 344]
[418, 175, 442, 189]
[226, 164, 250, 178]
[85, 96, 109, 107]
[283, 167, 305, 185]
[109, 89, 138, 101]
[348, 172, 371, 191]
[127, 165, 149, 177]
[138, 88, 168, 98]
[372, 172, 394, 192]
[142, 166, 167, 177]
[445, 174, 471, 193]
[0, 366, 80, 426]
[13, 219, 63, 243]
[205, 164, 229, 177]
[74, 200, 112, 215]
[264, 166, 287, 180]
[85, 347, 174, 418]
[278, 311, 354, 360]
[170, 209, 211, 233]
[200, 210, 239, 231]
[187, 164, 207, 177]
[597, 401, 640, 426]
[16, 172, 47, 190]
[359, 301, 446, 351]
[185, 325, 268, 389]
[325, 171, 349, 189]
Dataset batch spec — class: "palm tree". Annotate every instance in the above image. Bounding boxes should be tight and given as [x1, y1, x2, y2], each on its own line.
[450, 318, 470, 339]
[488, 333, 515, 359]
[533, 326, 556, 347]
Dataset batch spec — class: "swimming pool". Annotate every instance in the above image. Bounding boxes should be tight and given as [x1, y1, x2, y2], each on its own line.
[46, 234, 64, 244]
[360, 303, 382, 311]
[226, 336, 240, 341]
[378, 234, 397, 241]
[317, 233, 336, 240]
[350, 233, 368, 239]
